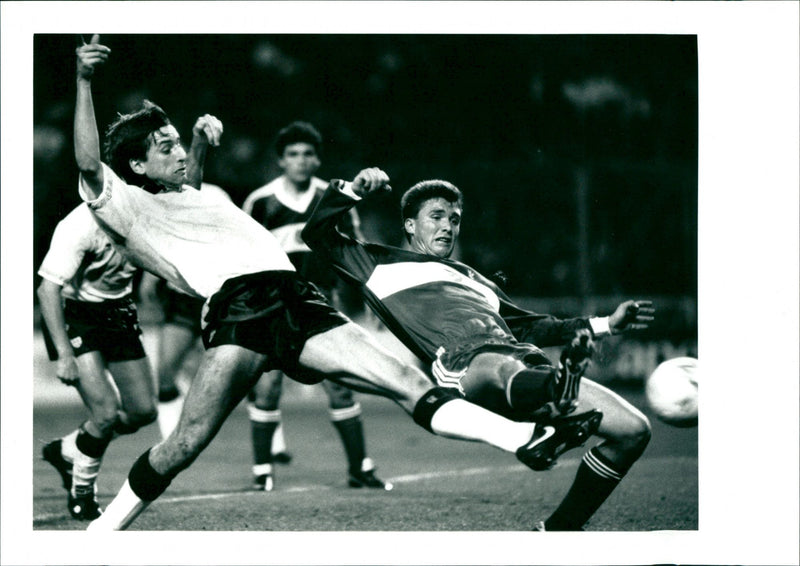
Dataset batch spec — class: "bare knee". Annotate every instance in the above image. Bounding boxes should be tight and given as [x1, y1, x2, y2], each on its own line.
[607, 411, 652, 457]
[89, 401, 122, 435]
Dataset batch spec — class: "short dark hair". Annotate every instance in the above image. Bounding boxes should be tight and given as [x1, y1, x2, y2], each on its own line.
[103, 100, 171, 185]
[274, 121, 322, 157]
[400, 180, 464, 223]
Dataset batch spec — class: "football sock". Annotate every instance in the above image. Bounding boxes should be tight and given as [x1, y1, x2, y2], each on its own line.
[506, 366, 556, 413]
[544, 447, 626, 531]
[271, 423, 288, 456]
[248, 404, 280, 466]
[416, 388, 535, 453]
[61, 428, 79, 462]
[329, 404, 366, 472]
[157, 394, 185, 440]
[87, 479, 148, 532]
[72, 427, 112, 496]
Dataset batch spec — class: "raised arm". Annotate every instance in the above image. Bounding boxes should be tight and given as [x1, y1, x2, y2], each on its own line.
[301, 167, 390, 281]
[185, 114, 223, 190]
[74, 35, 110, 200]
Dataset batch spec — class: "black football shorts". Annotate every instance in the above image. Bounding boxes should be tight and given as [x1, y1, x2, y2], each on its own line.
[201, 270, 349, 384]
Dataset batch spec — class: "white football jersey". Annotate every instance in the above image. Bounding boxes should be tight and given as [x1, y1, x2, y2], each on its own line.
[38, 204, 137, 302]
[79, 164, 295, 299]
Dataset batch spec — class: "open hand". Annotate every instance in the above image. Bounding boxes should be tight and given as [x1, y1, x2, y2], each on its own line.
[609, 300, 655, 334]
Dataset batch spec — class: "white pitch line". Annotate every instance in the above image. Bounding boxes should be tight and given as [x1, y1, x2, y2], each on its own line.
[34, 456, 696, 523]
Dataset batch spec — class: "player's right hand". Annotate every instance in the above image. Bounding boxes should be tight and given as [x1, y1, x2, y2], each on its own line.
[352, 167, 391, 197]
[56, 355, 80, 385]
[76, 34, 110, 80]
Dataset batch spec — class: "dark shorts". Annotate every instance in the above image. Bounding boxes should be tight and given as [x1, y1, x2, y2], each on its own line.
[157, 282, 204, 334]
[42, 296, 146, 362]
[434, 337, 552, 377]
[201, 271, 349, 384]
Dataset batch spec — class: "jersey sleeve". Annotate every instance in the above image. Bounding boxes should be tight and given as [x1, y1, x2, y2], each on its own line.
[301, 180, 378, 285]
[78, 163, 137, 244]
[38, 212, 91, 286]
[498, 293, 592, 347]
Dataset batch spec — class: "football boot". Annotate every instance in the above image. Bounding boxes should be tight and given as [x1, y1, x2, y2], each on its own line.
[348, 458, 393, 490]
[516, 409, 603, 471]
[68, 485, 103, 520]
[42, 439, 73, 491]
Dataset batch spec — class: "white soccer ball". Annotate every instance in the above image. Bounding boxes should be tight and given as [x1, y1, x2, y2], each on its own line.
[645, 356, 698, 427]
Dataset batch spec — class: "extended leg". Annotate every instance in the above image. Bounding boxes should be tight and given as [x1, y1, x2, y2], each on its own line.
[541, 378, 652, 531]
[88, 345, 267, 530]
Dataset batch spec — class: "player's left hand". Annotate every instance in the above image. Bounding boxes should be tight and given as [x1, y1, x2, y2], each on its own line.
[352, 167, 391, 197]
[192, 114, 223, 147]
[609, 300, 654, 334]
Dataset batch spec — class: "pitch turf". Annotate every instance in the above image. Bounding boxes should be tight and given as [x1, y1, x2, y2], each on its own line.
[33, 387, 697, 532]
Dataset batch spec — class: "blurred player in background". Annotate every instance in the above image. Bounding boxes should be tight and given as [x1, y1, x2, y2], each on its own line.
[242, 122, 389, 492]
[73, 37, 562, 531]
[303, 176, 655, 531]
[37, 203, 157, 520]
[138, 183, 234, 440]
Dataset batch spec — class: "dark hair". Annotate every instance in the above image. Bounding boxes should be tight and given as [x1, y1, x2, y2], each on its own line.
[103, 100, 171, 185]
[400, 180, 463, 222]
[274, 121, 322, 157]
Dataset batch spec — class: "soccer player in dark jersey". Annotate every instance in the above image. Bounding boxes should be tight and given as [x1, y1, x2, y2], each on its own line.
[37, 204, 157, 520]
[303, 174, 656, 531]
[73, 36, 571, 531]
[242, 121, 389, 491]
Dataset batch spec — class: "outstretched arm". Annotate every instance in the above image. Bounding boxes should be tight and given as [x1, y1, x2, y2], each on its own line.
[74, 34, 110, 200]
[185, 114, 223, 190]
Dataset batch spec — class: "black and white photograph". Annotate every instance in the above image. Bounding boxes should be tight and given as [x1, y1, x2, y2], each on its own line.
[2, 1, 798, 565]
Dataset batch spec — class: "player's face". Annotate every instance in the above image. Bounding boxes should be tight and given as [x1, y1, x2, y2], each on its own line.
[134, 125, 187, 189]
[406, 197, 461, 258]
[279, 142, 320, 185]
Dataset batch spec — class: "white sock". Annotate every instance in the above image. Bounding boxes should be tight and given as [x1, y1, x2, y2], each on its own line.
[271, 423, 288, 455]
[429, 398, 535, 453]
[72, 452, 102, 496]
[61, 429, 79, 462]
[86, 479, 149, 532]
[157, 395, 185, 440]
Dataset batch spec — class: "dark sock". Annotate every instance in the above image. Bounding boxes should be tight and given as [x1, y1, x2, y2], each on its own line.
[545, 447, 625, 531]
[76, 428, 112, 459]
[158, 386, 180, 403]
[507, 366, 556, 412]
[332, 416, 366, 472]
[251, 420, 279, 466]
[128, 449, 173, 501]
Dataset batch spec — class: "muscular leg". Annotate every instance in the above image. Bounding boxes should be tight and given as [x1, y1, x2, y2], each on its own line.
[298, 322, 535, 452]
[155, 323, 198, 439]
[543, 378, 652, 531]
[109, 357, 157, 434]
[88, 345, 268, 530]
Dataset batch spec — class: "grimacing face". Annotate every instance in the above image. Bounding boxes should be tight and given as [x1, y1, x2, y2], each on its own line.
[405, 197, 462, 258]
[130, 125, 188, 189]
[279, 142, 321, 185]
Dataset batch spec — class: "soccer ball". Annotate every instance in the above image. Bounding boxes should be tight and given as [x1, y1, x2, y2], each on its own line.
[645, 357, 698, 427]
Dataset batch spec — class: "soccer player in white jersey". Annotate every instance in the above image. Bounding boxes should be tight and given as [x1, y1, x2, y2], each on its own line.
[37, 203, 157, 520]
[74, 36, 573, 532]
[303, 177, 656, 531]
[242, 121, 389, 492]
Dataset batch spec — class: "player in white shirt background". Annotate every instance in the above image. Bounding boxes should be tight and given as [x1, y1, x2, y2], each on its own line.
[37, 203, 157, 520]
